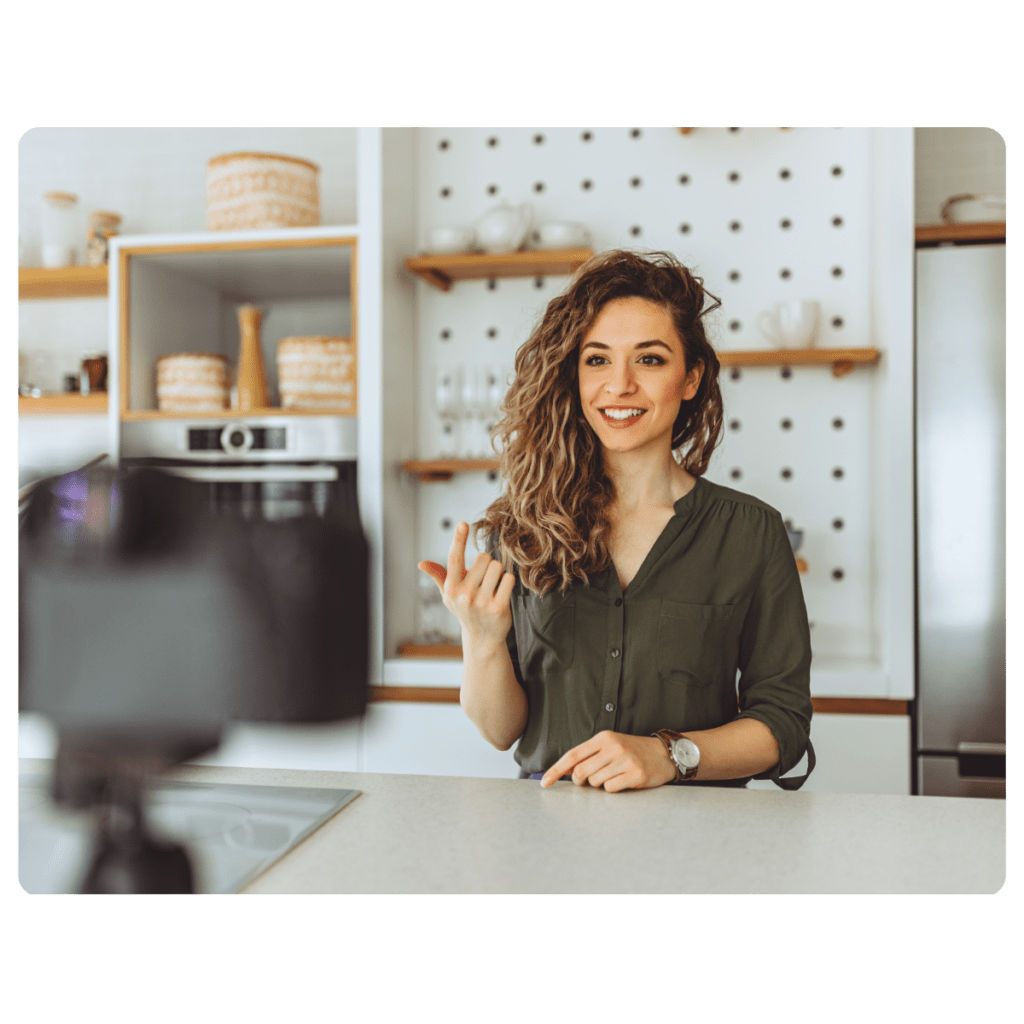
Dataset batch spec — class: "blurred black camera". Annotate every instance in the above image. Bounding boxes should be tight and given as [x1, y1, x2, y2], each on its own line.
[19, 465, 369, 892]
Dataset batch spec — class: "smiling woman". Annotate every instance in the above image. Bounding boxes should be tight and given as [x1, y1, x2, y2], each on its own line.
[417, 250, 815, 794]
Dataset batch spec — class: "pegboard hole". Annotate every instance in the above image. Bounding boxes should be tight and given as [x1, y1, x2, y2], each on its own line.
[441, 518, 452, 530]
[678, 174, 691, 185]
[832, 518, 845, 530]
[728, 127, 741, 133]
[729, 319, 742, 331]
[729, 220, 742, 232]
[533, 133, 545, 145]
[487, 136, 499, 147]
[730, 368, 741, 381]
[728, 171, 740, 183]
[779, 168, 791, 180]
[534, 277, 545, 288]
[730, 468, 742, 479]
[729, 419, 741, 431]
[781, 418, 792, 430]
[487, 471, 498, 483]
[487, 184, 498, 195]
[831, 165, 843, 177]
[630, 225, 642, 236]
[533, 181, 545, 193]
[780, 367, 792, 379]
[438, 139, 450, 151]
[832, 216, 844, 227]
[832, 417, 844, 429]
[630, 176, 642, 188]
[728, 270, 741, 282]
[832, 467, 845, 479]
[440, 187, 451, 198]
[831, 266, 844, 278]
[780, 218, 792, 229]
[440, 329, 451, 341]
[630, 128, 642, 139]
[679, 222, 691, 234]
[832, 316, 844, 329]
[581, 179, 593, 190]
[581, 131, 593, 142]
[487, 327, 498, 339]
[487, 279, 497, 291]
[781, 468, 793, 479]
[780, 268, 792, 279]
[831, 568, 845, 580]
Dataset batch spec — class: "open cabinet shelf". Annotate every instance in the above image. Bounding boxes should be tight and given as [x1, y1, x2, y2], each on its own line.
[19, 392, 108, 414]
[19, 265, 109, 299]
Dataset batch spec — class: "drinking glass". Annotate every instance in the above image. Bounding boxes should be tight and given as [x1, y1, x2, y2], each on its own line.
[434, 367, 459, 458]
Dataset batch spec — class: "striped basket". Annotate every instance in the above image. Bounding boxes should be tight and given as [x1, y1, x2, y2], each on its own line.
[206, 152, 320, 231]
[156, 353, 229, 412]
[277, 336, 355, 412]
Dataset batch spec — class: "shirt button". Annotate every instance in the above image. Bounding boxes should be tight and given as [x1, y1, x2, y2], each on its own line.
[615, 598, 623, 607]
[611, 648, 620, 658]
[605, 703, 615, 712]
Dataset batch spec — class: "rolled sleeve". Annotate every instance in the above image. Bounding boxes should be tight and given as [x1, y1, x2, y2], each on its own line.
[734, 511, 814, 790]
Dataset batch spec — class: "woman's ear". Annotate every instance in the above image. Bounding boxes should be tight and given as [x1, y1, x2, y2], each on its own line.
[681, 360, 704, 401]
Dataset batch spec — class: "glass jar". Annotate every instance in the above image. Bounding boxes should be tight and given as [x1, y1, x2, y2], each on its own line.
[40, 191, 79, 268]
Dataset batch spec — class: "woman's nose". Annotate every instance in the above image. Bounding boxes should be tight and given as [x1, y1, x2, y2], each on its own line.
[605, 361, 637, 395]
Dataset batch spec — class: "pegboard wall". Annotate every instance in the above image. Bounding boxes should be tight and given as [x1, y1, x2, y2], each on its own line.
[410, 127, 881, 666]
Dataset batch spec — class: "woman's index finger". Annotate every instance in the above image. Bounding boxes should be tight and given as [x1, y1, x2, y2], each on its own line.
[447, 521, 470, 580]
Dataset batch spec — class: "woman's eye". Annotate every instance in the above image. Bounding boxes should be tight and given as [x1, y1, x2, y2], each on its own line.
[584, 355, 607, 366]
[639, 355, 665, 365]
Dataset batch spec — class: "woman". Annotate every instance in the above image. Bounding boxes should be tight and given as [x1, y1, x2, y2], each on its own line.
[418, 250, 814, 792]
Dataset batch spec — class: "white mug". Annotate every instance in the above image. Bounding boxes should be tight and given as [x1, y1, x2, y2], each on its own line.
[758, 300, 820, 348]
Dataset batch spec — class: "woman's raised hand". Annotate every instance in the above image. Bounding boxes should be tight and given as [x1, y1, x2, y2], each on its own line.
[417, 522, 516, 645]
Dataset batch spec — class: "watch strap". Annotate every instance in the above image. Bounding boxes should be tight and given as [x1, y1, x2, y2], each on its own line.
[652, 729, 698, 781]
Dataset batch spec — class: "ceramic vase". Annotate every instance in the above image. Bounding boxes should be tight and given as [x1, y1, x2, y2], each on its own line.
[235, 305, 269, 410]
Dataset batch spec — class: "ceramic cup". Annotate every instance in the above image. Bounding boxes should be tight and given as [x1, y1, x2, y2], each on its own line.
[425, 225, 476, 254]
[758, 300, 820, 348]
[536, 220, 591, 249]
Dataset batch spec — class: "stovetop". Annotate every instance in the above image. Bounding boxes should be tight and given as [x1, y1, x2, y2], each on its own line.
[19, 773, 360, 894]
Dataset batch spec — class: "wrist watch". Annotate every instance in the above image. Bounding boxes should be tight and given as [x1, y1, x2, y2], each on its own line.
[653, 729, 701, 781]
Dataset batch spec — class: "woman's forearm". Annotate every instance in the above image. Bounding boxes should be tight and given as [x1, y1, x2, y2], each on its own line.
[678, 717, 781, 781]
[460, 633, 528, 751]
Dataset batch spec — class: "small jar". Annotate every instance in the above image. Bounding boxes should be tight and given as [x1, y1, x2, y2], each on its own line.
[41, 191, 79, 268]
[85, 210, 122, 266]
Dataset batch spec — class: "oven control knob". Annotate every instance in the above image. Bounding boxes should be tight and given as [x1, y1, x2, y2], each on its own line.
[220, 423, 254, 454]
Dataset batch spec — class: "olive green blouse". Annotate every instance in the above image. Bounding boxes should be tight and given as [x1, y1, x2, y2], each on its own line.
[502, 475, 815, 790]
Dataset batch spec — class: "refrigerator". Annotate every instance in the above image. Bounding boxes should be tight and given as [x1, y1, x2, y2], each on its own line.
[915, 241, 1006, 797]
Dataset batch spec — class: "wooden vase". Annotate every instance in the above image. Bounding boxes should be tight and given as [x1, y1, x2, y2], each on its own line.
[235, 305, 269, 411]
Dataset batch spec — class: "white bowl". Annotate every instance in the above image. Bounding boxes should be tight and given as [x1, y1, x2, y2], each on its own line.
[941, 194, 1005, 224]
[535, 220, 591, 250]
[425, 225, 476, 255]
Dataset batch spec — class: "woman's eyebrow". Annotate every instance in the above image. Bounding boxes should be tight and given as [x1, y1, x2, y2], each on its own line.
[581, 339, 674, 352]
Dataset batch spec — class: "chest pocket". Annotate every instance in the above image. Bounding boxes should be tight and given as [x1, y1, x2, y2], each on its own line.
[515, 587, 575, 677]
[657, 600, 734, 688]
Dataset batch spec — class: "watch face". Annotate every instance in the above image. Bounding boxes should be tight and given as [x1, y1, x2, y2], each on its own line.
[673, 738, 700, 769]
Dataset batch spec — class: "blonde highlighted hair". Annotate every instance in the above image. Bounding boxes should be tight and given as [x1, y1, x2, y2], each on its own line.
[474, 249, 724, 594]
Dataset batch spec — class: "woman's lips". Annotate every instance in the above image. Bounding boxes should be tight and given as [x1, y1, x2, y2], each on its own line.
[599, 408, 647, 427]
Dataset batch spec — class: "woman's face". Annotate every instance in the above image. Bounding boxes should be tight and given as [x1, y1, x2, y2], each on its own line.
[577, 296, 703, 456]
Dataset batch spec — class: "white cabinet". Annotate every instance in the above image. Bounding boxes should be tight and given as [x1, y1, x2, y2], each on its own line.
[748, 713, 910, 795]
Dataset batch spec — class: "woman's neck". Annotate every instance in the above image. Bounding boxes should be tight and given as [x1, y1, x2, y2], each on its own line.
[603, 446, 694, 513]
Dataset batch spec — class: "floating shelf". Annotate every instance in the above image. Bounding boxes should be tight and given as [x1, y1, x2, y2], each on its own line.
[19, 265, 109, 299]
[19, 392, 108, 414]
[402, 458, 500, 482]
[404, 248, 594, 291]
[718, 347, 880, 378]
[398, 642, 464, 659]
[915, 221, 1005, 247]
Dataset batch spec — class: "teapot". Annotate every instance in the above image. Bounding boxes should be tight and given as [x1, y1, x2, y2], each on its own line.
[474, 202, 532, 255]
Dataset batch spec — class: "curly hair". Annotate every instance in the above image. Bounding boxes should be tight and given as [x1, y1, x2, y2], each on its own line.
[473, 249, 724, 595]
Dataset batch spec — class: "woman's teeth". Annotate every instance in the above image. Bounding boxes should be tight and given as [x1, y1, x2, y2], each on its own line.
[601, 408, 645, 420]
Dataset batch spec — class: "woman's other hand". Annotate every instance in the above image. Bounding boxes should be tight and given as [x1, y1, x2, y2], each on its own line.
[418, 522, 516, 647]
[539, 731, 677, 791]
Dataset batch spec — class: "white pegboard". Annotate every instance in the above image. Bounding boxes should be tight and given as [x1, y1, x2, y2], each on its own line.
[408, 128, 884, 668]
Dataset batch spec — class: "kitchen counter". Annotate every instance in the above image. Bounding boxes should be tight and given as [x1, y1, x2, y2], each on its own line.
[21, 759, 1003, 893]
[62, 761, 1002, 894]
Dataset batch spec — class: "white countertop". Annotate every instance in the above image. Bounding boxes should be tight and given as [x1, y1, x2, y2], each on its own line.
[122, 762, 1005, 894]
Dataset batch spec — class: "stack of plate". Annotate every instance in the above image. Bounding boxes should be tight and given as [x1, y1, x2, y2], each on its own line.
[206, 152, 320, 231]
[277, 337, 355, 412]
[156, 353, 229, 412]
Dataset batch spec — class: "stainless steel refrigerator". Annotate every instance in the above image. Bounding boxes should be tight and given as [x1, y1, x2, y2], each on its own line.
[915, 241, 1006, 797]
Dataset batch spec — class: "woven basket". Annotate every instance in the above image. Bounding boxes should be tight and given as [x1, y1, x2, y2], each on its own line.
[277, 336, 355, 412]
[156, 353, 229, 412]
[206, 152, 320, 231]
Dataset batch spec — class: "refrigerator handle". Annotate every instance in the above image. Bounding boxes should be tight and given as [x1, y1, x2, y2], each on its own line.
[956, 742, 1005, 756]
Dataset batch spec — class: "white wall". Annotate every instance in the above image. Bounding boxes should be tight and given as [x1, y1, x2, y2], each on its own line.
[914, 127, 1005, 225]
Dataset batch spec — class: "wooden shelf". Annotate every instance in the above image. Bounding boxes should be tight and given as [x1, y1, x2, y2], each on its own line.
[19, 392, 108, 414]
[402, 458, 500, 482]
[718, 347, 880, 378]
[405, 248, 594, 291]
[397, 643, 464, 659]
[121, 407, 356, 421]
[19, 265, 109, 299]
[915, 221, 1005, 247]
